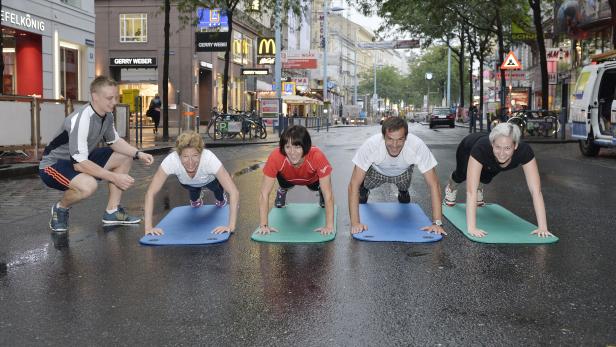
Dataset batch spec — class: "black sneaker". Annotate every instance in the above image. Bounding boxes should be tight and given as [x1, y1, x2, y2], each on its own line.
[359, 185, 369, 204]
[275, 188, 287, 208]
[50, 203, 69, 232]
[398, 190, 411, 203]
[318, 189, 325, 208]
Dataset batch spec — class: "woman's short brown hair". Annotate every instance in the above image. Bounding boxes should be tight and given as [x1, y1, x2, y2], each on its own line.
[279, 125, 312, 157]
[174, 131, 204, 155]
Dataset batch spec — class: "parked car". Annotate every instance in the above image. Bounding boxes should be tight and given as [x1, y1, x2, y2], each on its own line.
[570, 52, 616, 156]
[429, 107, 455, 128]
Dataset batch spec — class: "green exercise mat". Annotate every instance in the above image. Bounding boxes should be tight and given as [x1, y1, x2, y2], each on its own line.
[443, 203, 558, 244]
[251, 203, 337, 243]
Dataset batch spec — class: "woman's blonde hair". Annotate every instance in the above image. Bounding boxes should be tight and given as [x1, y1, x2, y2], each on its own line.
[489, 123, 521, 145]
[174, 131, 204, 154]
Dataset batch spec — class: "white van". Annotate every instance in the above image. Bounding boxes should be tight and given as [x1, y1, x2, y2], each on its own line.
[570, 52, 616, 156]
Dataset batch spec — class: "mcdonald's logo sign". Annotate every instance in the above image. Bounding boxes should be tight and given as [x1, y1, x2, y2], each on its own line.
[257, 37, 276, 65]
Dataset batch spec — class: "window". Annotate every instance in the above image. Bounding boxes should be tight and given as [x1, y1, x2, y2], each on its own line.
[60, 0, 82, 7]
[60, 46, 79, 100]
[120, 14, 147, 43]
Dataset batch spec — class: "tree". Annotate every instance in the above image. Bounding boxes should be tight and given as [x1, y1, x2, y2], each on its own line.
[176, 0, 305, 114]
[162, 0, 171, 140]
[529, 0, 549, 110]
[609, 0, 616, 47]
[357, 65, 408, 107]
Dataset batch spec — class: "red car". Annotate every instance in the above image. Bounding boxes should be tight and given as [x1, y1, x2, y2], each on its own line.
[429, 107, 455, 129]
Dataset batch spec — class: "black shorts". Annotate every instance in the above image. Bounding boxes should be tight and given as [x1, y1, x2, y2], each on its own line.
[39, 147, 114, 191]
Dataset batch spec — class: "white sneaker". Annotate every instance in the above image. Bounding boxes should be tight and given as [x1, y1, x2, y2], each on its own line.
[444, 184, 457, 206]
[477, 188, 485, 207]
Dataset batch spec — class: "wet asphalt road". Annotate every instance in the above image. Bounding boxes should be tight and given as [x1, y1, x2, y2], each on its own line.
[1, 124, 615, 346]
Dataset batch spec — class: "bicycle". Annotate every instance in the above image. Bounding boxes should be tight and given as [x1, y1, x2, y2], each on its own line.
[507, 110, 560, 138]
[206, 110, 244, 140]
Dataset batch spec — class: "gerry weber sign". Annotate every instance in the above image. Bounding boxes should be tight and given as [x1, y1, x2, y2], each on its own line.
[110, 58, 157, 67]
[1, 9, 46, 33]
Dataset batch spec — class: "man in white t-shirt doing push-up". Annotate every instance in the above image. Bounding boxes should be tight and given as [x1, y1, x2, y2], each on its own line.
[348, 117, 446, 235]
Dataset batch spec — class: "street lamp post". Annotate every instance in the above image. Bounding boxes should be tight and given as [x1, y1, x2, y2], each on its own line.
[426, 72, 433, 113]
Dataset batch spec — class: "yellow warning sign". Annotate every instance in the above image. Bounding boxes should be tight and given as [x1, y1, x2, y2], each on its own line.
[501, 51, 522, 70]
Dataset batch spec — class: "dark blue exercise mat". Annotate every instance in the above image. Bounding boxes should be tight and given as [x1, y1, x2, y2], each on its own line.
[352, 203, 443, 243]
[140, 205, 231, 246]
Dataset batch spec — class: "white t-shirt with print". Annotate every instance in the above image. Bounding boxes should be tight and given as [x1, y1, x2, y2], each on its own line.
[352, 133, 437, 176]
[160, 149, 222, 187]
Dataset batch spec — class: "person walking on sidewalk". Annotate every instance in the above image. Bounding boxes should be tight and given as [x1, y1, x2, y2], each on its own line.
[39, 76, 154, 233]
[147, 94, 161, 134]
[348, 117, 446, 235]
[468, 103, 478, 133]
[143, 131, 239, 236]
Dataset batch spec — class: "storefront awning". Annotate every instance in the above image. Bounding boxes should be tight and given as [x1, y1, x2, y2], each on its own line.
[282, 95, 323, 105]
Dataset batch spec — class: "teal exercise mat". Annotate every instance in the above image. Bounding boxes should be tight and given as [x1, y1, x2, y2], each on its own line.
[443, 203, 558, 244]
[353, 203, 442, 243]
[251, 203, 337, 243]
[140, 205, 231, 245]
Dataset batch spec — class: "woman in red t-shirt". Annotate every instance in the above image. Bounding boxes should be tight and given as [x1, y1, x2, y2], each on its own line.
[257, 125, 334, 235]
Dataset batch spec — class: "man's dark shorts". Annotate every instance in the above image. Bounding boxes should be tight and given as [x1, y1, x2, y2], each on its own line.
[39, 147, 113, 191]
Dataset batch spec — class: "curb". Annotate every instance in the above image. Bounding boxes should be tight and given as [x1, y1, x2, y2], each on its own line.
[0, 138, 280, 180]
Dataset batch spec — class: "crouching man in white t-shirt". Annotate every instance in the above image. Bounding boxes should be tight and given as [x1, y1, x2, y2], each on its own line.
[348, 117, 446, 235]
[143, 131, 239, 235]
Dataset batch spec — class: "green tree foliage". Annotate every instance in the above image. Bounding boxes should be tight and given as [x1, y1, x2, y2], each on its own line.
[357, 65, 407, 106]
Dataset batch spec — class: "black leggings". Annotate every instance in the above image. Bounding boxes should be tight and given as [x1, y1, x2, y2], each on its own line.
[276, 173, 320, 191]
[451, 146, 495, 185]
[180, 179, 224, 201]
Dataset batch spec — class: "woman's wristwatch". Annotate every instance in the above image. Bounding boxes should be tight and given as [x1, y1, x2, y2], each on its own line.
[432, 219, 443, 226]
[133, 151, 141, 160]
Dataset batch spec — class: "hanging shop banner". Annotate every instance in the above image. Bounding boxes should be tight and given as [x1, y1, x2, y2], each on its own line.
[196, 8, 228, 29]
[195, 32, 231, 52]
[257, 37, 276, 65]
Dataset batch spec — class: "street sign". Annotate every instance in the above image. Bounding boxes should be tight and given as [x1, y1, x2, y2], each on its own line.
[357, 39, 420, 50]
[501, 51, 522, 70]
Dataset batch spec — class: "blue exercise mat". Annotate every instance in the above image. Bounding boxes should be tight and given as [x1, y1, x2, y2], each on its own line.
[352, 203, 443, 243]
[140, 205, 231, 246]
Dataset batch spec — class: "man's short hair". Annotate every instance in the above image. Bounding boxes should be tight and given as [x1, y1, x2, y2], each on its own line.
[90, 76, 118, 94]
[279, 125, 312, 157]
[381, 117, 408, 137]
[175, 131, 204, 155]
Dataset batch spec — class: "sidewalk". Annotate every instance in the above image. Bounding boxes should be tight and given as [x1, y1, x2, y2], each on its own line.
[450, 120, 577, 144]
[0, 126, 279, 180]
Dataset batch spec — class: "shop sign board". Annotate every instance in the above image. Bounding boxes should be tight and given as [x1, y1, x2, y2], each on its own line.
[241, 68, 269, 76]
[195, 32, 230, 52]
[260, 98, 280, 116]
[1, 9, 46, 33]
[110, 57, 157, 67]
[196, 8, 228, 29]
[257, 37, 276, 65]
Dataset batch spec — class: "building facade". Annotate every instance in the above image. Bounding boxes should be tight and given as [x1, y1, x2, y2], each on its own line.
[2, 0, 95, 100]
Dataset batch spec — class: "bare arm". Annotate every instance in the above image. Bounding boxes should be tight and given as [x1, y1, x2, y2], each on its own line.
[144, 167, 169, 235]
[522, 159, 553, 237]
[110, 138, 154, 165]
[465, 157, 486, 237]
[315, 175, 335, 234]
[420, 168, 446, 235]
[257, 175, 278, 234]
[212, 166, 240, 234]
[348, 165, 368, 234]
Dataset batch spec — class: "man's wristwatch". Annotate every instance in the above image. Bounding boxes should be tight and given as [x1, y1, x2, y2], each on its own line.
[432, 219, 443, 226]
[133, 151, 141, 160]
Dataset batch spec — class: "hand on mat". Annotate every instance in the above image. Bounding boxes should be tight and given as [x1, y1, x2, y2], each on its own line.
[212, 225, 233, 234]
[531, 228, 553, 238]
[350, 223, 368, 234]
[468, 228, 487, 238]
[314, 225, 334, 235]
[421, 224, 447, 235]
[256, 225, 278, 234]
[146, 227, 164, 236]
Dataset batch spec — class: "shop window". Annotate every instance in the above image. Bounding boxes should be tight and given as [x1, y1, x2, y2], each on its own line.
[2, 50, 16, 94]
[60, 46, 79, 100]
[120, 14, 148, 43]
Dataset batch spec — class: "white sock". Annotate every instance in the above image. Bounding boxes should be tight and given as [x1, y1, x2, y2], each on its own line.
[106, 208, 118, 214]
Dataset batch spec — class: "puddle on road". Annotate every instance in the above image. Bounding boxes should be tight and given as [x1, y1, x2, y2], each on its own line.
[233, 162, 265, 178]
